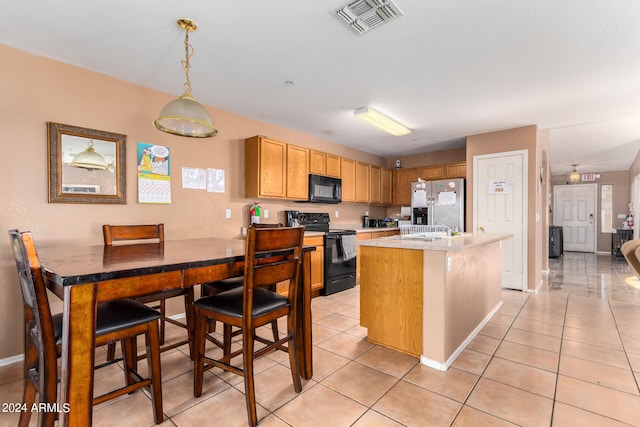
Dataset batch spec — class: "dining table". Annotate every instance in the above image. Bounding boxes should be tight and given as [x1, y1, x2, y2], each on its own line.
[38, 237, 315, 427]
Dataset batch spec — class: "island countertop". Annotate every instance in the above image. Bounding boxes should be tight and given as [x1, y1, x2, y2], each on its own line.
[356, 232, 511, 252]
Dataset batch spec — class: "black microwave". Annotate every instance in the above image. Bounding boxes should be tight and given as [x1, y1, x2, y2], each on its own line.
[308, 174, 342, 204]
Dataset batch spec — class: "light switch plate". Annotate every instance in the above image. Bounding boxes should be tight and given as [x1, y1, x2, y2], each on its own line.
[225, 209, 231, 219]
[264, 209, 269, 219]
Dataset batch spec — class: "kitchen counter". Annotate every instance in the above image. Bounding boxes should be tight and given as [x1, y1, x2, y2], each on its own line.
[357, 232, 510, 251]
[359, 232, 511, 370]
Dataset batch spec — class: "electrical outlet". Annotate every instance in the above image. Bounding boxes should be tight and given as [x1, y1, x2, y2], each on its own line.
[335, 211, 339, 218]
[225, 209, 231, 219]
[242, 227, 247, 237]
[264, 209, 269, 219]
[446, 256, 452, 272]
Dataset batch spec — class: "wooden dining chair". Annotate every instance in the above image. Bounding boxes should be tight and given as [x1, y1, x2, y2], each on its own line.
[193, 226, 305, 427]
[9, 229, 164, 427]
[103, 224, 194, 360]
[200, 223, 284, 340]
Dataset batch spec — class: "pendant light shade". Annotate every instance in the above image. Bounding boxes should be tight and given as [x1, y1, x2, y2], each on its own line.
[154, 92, 217, 137]
[71, 141, 108, 170]
[569, 164, 580, 183]
[154, 19, 217, 138]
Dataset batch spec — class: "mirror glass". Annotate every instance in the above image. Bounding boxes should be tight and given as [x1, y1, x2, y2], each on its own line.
[601, 184, 613, 233]
[61, 134, 118, 194]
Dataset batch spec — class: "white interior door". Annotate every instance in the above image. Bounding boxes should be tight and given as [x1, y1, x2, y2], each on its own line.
[474, 150, 527, 290]
[553, 184, 596, 252]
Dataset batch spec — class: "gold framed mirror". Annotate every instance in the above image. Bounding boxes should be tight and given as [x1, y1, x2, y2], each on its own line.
[48, 122, 126, 204]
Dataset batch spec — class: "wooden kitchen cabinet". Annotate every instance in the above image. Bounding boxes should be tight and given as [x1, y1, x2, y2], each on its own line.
[245, 136, 287, 198]
[356, 229, 399, 283]
[392, 168, 420, 206]
[245, 136, 308, 200]
[369, 165, 382, 204]
[341, 158, 356, 202]
[445, 162, 466, 178]
[304, 235, 324, 293]
[309, 150, 326, 175]
[419, 165, 445, 180]
[326, 154, 341, 178]
[355, 162, 370, 204]
[287, 145, 309, 199]
[381, 168, 392, 205]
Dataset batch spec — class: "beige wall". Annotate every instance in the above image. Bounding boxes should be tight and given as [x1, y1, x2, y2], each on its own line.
[0, 45, 388, 359]
[465, 125, 549, 291]
[550, 171, 631, 253]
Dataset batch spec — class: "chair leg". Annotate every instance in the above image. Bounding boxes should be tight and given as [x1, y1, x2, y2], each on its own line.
[122, 337, 137, 386]
[193, 308, 206, 398]
[287, 316, 302, 393]
[271, 320, 280, 342]
[106, 341, 116, 361]
[222, 324, 233, 361]
[145, 320, 164, 425]
[242, 326, 258, 427]
[158, 300, 166, 345]
[183, 288, 195, 360]
[18, 377, 36, 427]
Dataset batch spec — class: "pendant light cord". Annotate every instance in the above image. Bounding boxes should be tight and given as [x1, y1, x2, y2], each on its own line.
[182, 28, 193, 94]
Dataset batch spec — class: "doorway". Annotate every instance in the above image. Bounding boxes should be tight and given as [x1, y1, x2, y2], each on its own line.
[553, 184, 597, 252]
[473, 150, 528, 290]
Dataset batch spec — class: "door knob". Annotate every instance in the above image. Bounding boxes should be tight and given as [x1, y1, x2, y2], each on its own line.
[479, 226, 485, 232]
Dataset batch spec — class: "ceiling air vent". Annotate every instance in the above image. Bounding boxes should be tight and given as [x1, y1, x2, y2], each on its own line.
[335, 0, 404, 35]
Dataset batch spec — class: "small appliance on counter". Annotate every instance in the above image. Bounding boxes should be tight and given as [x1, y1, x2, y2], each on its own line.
[284, 210, 300, 227]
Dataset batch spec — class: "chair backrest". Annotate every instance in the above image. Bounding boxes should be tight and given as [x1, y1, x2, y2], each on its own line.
[103, 224, 164, 246]
[251, 223, 283, 229]
[8, 230, 58, 400]
[243, 226, 305, 310]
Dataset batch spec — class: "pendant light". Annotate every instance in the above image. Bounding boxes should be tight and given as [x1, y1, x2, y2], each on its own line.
[70, 140, 108, 170]
[569, 164, 580, 183]
[154, 19, 217, 138]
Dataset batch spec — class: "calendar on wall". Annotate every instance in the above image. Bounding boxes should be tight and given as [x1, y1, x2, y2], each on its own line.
[137, 142, 171, 204]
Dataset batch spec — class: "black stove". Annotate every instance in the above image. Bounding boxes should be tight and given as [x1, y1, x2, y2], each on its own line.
[289, 212, 357, 295]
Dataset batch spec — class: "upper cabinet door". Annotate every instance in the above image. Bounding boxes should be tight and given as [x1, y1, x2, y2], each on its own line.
[309, 150, 326, 175]
[341, 158, 356, 203]
[381, 167, 392, 205]
[369, 165, 382, 204]
[287, 145, 309, 200]
[326, 154, 341, 178]
[445, 162, 467, 178]
[355, 162, 370, 203]
[392, 168, 420, 206]
[245, 136, 287, 198]
[419, 165, 445, 180]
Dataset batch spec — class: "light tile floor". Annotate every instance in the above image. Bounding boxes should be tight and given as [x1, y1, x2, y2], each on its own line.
[2, 251, 640, 426]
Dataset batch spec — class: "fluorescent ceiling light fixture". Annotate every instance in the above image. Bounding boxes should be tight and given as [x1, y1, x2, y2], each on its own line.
[354, 107, 411, 136]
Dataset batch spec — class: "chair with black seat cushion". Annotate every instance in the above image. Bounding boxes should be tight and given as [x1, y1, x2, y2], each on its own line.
[9, 229, 163, 427]
[103, 224, 194, 360]
[200, 223, 283, 340]
[193, 226, 305, 427]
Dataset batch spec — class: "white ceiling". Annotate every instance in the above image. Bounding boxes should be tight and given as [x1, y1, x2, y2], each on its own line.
[3, 0, 640, 176]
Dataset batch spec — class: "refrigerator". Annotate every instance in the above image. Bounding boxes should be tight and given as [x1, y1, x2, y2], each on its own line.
[411, 179, 465, 232]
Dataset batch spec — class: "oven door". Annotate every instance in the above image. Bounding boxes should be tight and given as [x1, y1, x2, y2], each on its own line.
[324, 234, 356, 278]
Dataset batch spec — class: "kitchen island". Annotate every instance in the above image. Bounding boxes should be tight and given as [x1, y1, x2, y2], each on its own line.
[358, 232, 511, 370]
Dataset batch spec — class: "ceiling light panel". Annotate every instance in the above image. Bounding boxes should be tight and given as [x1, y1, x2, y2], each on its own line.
[335, 0, 404, 35]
